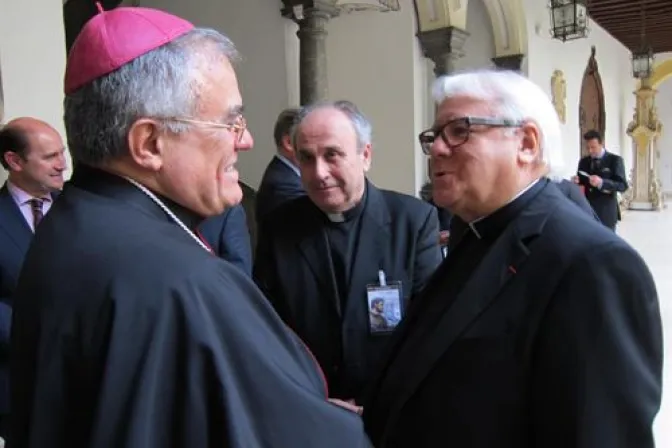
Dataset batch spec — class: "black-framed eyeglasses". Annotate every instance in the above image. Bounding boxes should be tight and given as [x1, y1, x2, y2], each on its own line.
[418, 116, 524, 155]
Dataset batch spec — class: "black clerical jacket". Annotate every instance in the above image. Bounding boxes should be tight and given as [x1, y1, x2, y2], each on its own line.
[577, 151, 627, 228]
[254, 183, 442, 402]
[9, 166, 371, 448]
[363, 179, 662, 448]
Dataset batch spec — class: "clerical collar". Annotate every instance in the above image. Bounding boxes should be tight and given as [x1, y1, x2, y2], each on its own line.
[323, 183, 368, 224]
[468, 178, 546, 240]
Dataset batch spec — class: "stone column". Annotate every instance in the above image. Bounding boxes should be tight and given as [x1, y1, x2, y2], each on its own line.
[417, 27, 469, 77]
[492, 54, 525, 71]
[623, 77, 664, 211]
[283, 2, 339, 105]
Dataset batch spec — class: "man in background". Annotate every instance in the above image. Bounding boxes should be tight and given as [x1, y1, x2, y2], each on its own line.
[256, 108, 305, 222]
[198, 203, 253, 276]
[0, 117, 66, 437]
[573, 129, 627, 230]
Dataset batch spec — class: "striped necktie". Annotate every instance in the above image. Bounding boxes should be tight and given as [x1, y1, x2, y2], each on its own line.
[29, 198, 44, 230]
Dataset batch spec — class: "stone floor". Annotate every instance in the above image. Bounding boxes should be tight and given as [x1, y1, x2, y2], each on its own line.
[617, 207, 671, 447]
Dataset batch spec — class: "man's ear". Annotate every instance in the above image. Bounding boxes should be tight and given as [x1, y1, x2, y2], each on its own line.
[517, 122, 541, 165]
[361, 143, 372, 172]
[4, 151, 24, 172]
[127, 119, 165, 171]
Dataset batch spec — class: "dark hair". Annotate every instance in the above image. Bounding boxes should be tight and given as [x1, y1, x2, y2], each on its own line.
[0, 126, 30, 170]
[583, 129, 602, 143]
[273, 108, 300, 148]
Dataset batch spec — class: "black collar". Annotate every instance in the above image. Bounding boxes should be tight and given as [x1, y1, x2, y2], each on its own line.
[466, 178, 548, 241]
[322, 181, 369, 224]
[68, 164, 204, 231]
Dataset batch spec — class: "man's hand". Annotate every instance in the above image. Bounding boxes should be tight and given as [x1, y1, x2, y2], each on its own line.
[589, 175, 603, 188]
[329, 398, 363, 415]
[571, 175, 580, 184]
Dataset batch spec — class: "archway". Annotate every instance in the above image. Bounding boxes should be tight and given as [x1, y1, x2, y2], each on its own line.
[647, 58, 672, 88]
[412, 0, 528, 59]
[578, 46, 606, 158]
[481, 0, 528, 58]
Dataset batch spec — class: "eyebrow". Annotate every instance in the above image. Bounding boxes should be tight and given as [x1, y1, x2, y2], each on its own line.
[226, 105, 245, 120]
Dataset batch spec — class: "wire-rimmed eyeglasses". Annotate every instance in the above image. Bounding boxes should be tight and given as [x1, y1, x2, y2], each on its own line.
[164, 116, 248, 142]
[418, 116, 523, 155]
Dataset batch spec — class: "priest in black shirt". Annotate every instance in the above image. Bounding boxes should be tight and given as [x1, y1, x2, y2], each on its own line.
[254, 100, 442, 404]
[363, 70, 662, 448]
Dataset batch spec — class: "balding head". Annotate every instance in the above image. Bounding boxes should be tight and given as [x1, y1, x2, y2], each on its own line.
[0, 117, 66, 194]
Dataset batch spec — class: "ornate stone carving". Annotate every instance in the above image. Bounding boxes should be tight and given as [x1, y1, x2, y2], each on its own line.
[626, 76, 663, 211]
[491, 54, 525, 72]
[551, 70, 566, 124]
[620, 168, 634, 210]
[417, 26, 469, 76]
[336, 0, 400, 13]
[649, 168, 663, 210]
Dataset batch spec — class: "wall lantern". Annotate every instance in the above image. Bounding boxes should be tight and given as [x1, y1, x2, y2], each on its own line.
[632, 46, 655, 79]
[549, 0, 589, 42]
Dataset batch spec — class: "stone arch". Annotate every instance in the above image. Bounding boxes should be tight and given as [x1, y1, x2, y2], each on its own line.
[481, 0, 528, 58]
[648, 58, 672, 88]
[412, 1, 527, 58]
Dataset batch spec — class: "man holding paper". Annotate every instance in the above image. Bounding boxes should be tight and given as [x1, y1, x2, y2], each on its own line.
[573, 130, 628, 230]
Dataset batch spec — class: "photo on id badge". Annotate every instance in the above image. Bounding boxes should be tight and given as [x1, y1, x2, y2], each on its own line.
[367, 282, 403, 335]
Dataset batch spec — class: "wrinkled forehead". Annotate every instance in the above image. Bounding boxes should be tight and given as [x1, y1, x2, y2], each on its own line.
[194, 56, 243, 120]
[296, 108, 356, 147]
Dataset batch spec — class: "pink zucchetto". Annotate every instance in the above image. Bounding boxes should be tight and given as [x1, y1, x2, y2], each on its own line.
[64, 2, 194, 94]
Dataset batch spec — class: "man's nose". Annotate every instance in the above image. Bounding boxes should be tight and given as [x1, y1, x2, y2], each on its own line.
[314, 158, 330, 180]
[236, 129, 254, 152]
[430, 137, 450, 158]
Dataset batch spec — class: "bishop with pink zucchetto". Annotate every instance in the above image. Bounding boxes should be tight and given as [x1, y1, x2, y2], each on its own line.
[9, 5, 371, 447]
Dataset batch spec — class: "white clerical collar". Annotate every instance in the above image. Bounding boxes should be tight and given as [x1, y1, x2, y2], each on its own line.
[468, 178, 540, 239]
[275, 154, 300, 177]
[327, 212, 345, 223]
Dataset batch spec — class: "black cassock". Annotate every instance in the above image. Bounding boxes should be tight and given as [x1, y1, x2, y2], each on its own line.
[9, 166, 370, 448]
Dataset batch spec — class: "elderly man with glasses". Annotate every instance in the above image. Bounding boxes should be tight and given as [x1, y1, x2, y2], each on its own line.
[362, 70, 662, 448]
[9, 6, 372, 448]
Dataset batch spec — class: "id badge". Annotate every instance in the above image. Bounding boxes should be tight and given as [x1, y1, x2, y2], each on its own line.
[366, 270, 403, 335]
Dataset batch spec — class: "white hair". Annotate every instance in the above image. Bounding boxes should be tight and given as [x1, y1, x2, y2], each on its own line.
[432, 69, 565, 181]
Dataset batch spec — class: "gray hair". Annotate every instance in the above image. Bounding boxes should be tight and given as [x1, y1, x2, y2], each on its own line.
[64, 28, 239, 166]
[432, 70, 565, 180]
[291, 100, 373, 153]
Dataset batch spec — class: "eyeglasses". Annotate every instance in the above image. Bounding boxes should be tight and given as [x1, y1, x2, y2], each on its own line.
[164, 116, 248, 142]
[418, 116, 523, 155]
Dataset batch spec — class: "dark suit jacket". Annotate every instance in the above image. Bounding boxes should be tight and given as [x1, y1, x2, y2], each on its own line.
[577, 151, 627, 228]
[0, 184, 58, 415]
[363, 180, 662, 448]
[254, 184, 442, 401]
[255, 156, 305, 222]
[553, 178, 601, 222]
[197, 204, 252, 277]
